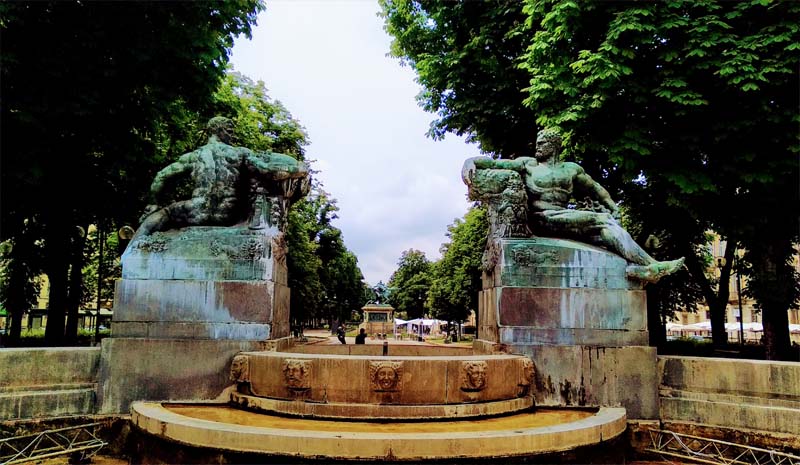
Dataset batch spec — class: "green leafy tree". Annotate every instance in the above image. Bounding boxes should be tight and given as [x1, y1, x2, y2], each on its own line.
[1, 1, 264, 345]
[286, 199, 324, 328]
[286, 189, 367, 328]
[383, 0, 799, 359]
[0, 222, 43, 346]
[427, 207, 488, 327]
[388, 249, 432, 319]
[212, 72, 309, 157]
[520, 0, 799, 359]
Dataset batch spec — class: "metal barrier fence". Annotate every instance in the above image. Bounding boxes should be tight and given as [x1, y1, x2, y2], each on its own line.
[0, 422, 106, 465]
[646, 429, 800, 465]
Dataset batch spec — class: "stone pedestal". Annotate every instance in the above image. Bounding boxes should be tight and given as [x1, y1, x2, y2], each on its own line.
[98, 225, 290, 413]
[477, 237, 658, 419]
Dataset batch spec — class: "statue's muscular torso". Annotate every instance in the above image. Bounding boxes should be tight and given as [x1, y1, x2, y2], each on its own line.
[515, 158, 584, 212]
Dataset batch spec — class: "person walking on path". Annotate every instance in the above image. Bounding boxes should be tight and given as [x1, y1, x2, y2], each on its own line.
[336, 325, 347, 344]
[355, 328, 367, 344]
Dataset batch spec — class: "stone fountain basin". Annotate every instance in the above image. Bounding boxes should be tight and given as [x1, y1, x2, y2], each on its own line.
[232, 349, 535, 419]
[131, 402, 626, 461]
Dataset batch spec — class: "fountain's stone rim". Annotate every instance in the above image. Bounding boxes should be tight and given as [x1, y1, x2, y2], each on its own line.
[230, 391, 534, 420]
[240, 350, 525, 361]
[131, 401, 627, 460]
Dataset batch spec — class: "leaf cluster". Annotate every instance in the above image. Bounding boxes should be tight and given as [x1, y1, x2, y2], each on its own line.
[287, 189, 367, 326]
[380, 0, 538, 157]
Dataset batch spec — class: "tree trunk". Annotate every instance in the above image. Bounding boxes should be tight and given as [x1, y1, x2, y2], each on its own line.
[683, 241, 734, 348]
[711, 244, 735, 348]
[747, 241, 796, 361]
[43, 225, 70, 346]
[64, 226, 87, 344]
[763, 301, 792, 361]
[9, 309, 24, 346]
[645, 286, 666, 348]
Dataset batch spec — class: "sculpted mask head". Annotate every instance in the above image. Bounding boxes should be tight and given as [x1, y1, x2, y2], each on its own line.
[230, 355, 249, 383]
[282, 359, 311, 390]
[521, 358, 535, 386]
[462, 361, 488, 391]
[535, 128, 562, 162]
[369, 361, 403, 392]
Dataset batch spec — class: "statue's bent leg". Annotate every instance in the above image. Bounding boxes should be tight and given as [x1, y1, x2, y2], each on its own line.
[132, 199, 203, 240]
[598, 221, 655, 266]
[626, 259, 685, 283]
[538, 210, 684, 283]
[132, 209, 171, 241]
[597, 218, 684, 281]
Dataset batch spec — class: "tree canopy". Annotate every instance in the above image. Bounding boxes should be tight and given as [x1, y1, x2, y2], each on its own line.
[1, 1, 264, 345]
[380, 0, 538, 157]
[427, 207, 488, 325]
[388, 249, 432, 319]
[382, 0, 799, 359]
[287, 189, 367, 328]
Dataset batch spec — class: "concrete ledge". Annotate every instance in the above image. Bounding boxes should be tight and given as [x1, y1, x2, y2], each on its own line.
[230, 392, 533, 420]
[0, 388, 96, 421]
[499, 327, 648, 346]
[660, 397, 800, 437]
[131, 402, 627, 460]
[0, 347, 101, 420]
[658, 356, 800, 440]
[286, 344, 472, 356]
[112, 321, 271, 340]
[659, 356, 800, 400]
[0, 347, 100, 388]
[661, 420, 800, 453]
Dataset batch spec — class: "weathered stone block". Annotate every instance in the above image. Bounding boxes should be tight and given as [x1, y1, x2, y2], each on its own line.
[96, 338, 266, 414]
[112, 279, 289, 339]
[122, 226, 286, 283]
[0, 347, 100, 420]
[0, 347, 100, 388]
[512, 345, 658, 420]
[658, 356, 800, 439]
[479, 238, 648, 346]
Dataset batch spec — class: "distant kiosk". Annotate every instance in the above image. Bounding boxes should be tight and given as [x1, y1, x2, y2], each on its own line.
[360, 303, 394, 338]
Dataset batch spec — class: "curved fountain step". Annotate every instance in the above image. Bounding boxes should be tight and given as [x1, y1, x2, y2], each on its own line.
[131, 401, 627, 461]
[230, 391, 534, 419]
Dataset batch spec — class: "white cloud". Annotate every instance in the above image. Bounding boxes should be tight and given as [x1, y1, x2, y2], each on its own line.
[231, 0, 481, 283]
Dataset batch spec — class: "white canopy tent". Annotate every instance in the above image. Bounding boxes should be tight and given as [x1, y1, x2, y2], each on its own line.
[404, 318, 443, 336]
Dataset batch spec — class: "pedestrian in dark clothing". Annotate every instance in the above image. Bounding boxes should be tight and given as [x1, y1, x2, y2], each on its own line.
[355, 328, 367, 344]
[337, 325, 346, 344]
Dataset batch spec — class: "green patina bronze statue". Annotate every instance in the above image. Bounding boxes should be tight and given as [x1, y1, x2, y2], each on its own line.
[134, 117, 309, 239]
[463, 129, 683, 283]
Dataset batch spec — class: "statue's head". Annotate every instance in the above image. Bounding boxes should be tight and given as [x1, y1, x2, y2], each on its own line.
[207, 116, 235, 144]
[535, 128, 562, 161]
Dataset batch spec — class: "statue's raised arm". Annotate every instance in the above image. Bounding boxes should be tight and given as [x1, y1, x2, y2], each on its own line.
[463, 128, 684, 283]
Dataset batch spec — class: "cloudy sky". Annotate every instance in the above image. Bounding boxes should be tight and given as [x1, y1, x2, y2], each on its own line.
[230, 0, 482, 285]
